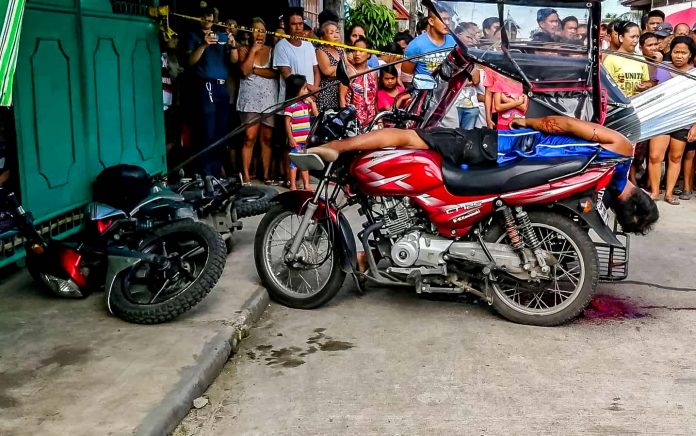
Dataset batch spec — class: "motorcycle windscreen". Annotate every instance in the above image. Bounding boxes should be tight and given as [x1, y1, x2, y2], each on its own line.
[605, 71, 696, 143]
[429, 0, 598, 119]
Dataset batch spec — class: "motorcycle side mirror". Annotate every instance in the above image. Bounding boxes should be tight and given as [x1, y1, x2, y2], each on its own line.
[336, 59, 351, 87]
[413, 74, 437, 91]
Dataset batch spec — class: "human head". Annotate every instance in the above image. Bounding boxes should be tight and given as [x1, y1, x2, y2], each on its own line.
[653, 22, 673, 39]
[577, 23, 587, 41]
[285, 74, 307, 100]
[537, 8, 560, 34]
[303, 18, 314, 37]
[379, 64, 399, 90]
[561, 16, 579, 40]
[639, 32, 659, 58]
[318, 9, 340, 27]
[599, 23, 607, 41]
[286, 8, 305, 37]
[416, 16, 429, 34]
[455, 22, 480, 46]
[226, 18, 238, 36]
[503, 19, 519, 41]
[645, 10, 665, 32]
[347, 24, 366, 44]
[610, 185, 659, 235]
[428, 8, 451, 36]
[608, 21, 622, 50]
[319, 21, 340, 42]
[675, 23, 691, 36]
[618, 21, 641, 52]
[670, 35, 696, 67]
[349, 35, 370, 65]
[250, 17, 266, 44]
[199, 7, 215, 31]
[394, 31, 413, 51]
[482, 17, 501, 42]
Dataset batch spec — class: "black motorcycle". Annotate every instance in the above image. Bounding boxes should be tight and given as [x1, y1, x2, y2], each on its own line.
[19, 164, 226, 324]
[172, 174, 277, 252]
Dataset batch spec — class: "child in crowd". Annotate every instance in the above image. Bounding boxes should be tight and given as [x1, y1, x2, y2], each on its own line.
[340, 36, 377, 128]
[376, 65, 405, 112]
[284, 74, 317, 191]
[492, 74, 527, 130]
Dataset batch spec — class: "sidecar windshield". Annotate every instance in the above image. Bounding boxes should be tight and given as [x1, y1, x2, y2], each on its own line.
[431, 0, 595, 88]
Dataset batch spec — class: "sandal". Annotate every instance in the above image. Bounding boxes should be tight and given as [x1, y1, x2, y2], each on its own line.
[679, 190, 693, 200]
[665, 196, 681, 205]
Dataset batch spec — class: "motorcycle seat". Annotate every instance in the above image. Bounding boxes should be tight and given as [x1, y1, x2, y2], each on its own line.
[93, 164, 152, 212]
[441, 157, 591, 196]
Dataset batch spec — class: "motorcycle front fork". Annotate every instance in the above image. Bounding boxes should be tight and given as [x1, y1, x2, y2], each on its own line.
[284, 162, 334, 262]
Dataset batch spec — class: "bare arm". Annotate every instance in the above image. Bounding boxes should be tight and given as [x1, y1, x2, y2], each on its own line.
[511, 116, 633, 156]
[339, 83, 349, 107]
[484, 88, 494, 128]
[285, 116, 297, 148]
[309, 64, 321, 92]
[228, 34, 239, 64]
[238, 47, 255, 77]
[494, 93, 524, 112]
[308, 99, 319, 117]
[278, 66, 292, 80]
[316, 49, 337, 78]
[401, 60, 415, 87]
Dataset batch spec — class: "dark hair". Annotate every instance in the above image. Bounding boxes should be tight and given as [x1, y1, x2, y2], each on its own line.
[562, 16, 578, 29]
[381, 41, 402, 55]
[647, 10, 666, 21]
[537, 8, 558, 24]
[639, 32, 657, 46]
[600, 23, 607, 31]
[286, 7, 304, 21]
[416, 16, 429, 33]
[610, 187, 659, 235]
[532, 32, 557, 43]
[607, 20, 618, 33]
[379, 64, 399, 89]
[641, 14, 650, 30]
[670, 35, 696, 62]
[285, 74, 307, 100]
[200, 6, 215, 17]
[618, 21, 639, 36]
[352, 35, 370, 48]
[394, 31, 413, 45]
[482, 17, 500, 31]
[346, 23, 366, 41]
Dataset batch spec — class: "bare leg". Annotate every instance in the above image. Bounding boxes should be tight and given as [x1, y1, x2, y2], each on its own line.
[260, 125, 273, 181]
[289, 167, 297, 190]
[648, 135, 669, 198]
[665, 138, 686, 203]
[682, 150, 695, 194]
[300, 170, 310, 190]
[309, 128, 428, 161]
[242, 123, 260, 183]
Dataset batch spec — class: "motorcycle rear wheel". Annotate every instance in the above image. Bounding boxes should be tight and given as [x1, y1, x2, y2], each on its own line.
[108, 220, 226, 324]
[254, 205, 345, 309]
[484, 211, 599, 326]
[235, 185, 277, 219]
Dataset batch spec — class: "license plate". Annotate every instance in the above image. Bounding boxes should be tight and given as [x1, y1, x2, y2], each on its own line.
[596, 195, 610, 226]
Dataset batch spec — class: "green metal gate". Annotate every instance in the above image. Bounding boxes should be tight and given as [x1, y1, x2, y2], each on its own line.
[2, 0, 165, 266]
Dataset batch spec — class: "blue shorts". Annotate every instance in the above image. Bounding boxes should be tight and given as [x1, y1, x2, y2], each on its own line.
[290, 143, 306, 170]
[496, 129, 631, 193]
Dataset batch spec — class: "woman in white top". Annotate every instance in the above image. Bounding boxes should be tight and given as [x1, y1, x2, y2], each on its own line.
[237, 18, 278, 184]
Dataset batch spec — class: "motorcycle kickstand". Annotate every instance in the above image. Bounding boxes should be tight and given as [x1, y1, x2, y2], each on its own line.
[350, 272, 367, 295]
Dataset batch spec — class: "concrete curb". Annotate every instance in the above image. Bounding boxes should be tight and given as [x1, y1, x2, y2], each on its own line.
[135, 286, 270, 436]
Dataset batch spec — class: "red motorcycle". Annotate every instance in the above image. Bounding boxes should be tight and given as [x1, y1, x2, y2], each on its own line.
[254, 105, 624, 326]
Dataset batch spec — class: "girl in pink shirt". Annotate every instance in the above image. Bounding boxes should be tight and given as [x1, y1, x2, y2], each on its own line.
[376, 65, 405, 112]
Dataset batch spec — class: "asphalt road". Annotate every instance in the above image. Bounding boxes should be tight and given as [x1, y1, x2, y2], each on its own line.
[176, 200, 696, 436]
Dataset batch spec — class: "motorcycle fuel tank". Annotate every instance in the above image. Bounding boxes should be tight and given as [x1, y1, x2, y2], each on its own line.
[351, 149, 445, 196]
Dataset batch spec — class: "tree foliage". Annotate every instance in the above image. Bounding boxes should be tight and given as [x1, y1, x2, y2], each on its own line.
[346, 0, 398, 50]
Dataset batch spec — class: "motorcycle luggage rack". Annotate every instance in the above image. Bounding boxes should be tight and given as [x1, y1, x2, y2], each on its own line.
[595, 218, 629, 282]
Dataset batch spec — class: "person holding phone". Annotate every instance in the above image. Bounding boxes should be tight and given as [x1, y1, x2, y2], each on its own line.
[187, 6, 239, 176]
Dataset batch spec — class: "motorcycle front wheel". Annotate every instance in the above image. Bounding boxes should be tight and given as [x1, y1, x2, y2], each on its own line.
[485, 211, 599, 327]
[254, 205, 345, 309]
[108, 220, 226, 324]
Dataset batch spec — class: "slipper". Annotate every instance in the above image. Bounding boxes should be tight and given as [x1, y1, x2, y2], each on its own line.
[679, 190, 693, 200]
[665, 196, 681, 205]
[650, 194, 660, 200]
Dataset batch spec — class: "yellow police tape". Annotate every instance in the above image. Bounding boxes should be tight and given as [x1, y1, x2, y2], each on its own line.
[148, 6, 404, 59]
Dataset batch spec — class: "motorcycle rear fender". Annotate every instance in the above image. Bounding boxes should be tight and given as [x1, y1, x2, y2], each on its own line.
[103, 247, 168, 314]
[274, 190, 357, 272]
[556, 195, 623, 248]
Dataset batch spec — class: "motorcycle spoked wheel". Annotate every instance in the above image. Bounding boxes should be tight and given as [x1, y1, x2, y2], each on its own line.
[254, 205, 345, 309]
[484, 211, 599, 327]
[108, 221, 226, 324]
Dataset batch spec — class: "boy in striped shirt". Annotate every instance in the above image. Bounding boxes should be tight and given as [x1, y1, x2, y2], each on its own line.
[284, 74, 318, 190]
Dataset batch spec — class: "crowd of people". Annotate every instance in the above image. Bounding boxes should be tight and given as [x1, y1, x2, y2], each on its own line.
[163, 4, 696, 201]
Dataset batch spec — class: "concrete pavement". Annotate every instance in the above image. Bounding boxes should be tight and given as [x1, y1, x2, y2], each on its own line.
[176, 199, 696, 435]
[0, 215, 268, 436]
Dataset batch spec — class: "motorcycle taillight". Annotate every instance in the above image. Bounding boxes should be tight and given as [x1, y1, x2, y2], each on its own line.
[97, 218, 113, 234]
[59, 247, 87, 288]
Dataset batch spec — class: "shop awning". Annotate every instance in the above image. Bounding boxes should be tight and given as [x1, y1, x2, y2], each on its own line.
[393, 0, 410, 20]
[0, 0, 25, 106]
